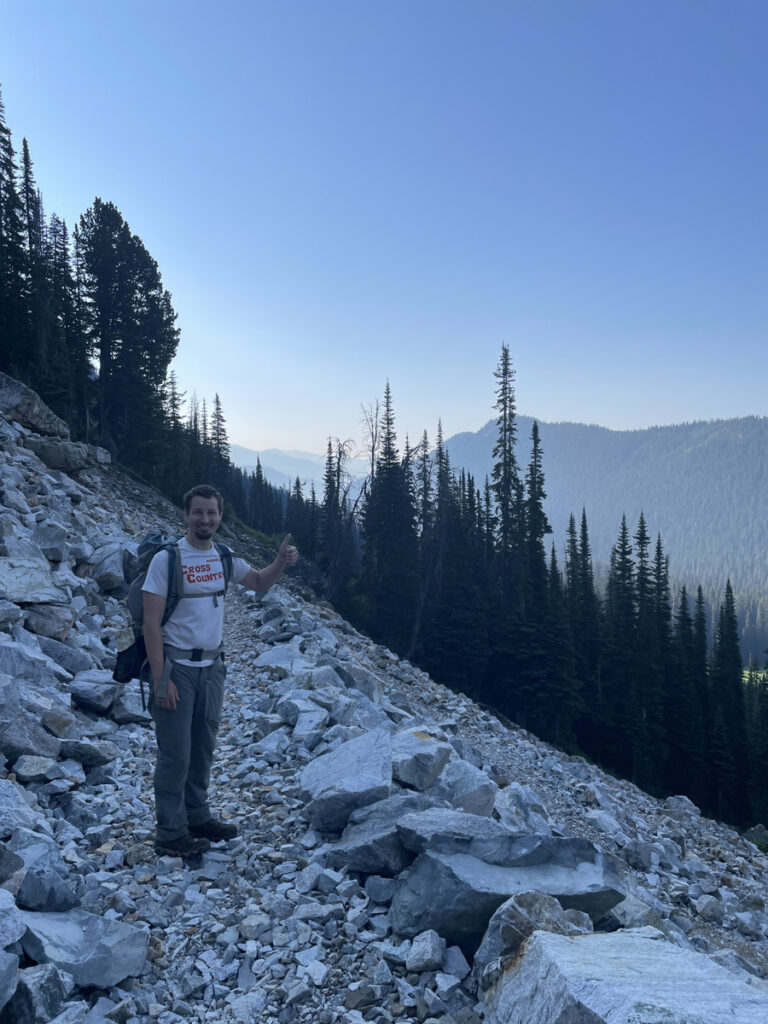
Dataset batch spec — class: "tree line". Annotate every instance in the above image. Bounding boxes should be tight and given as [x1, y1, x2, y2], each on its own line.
[2, 90, 766, 829]
[312, 348, 765, 829]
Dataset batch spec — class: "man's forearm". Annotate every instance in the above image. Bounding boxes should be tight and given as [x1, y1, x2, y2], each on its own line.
[144, 620, 165, 684]
[250, 555, 288, 595]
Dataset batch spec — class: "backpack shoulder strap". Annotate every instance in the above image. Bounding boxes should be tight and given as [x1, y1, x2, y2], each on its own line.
[160, 543, 185, 626]
[214, 541, 234, 589]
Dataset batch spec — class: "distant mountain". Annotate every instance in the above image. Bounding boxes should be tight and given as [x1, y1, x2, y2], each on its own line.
[446, 415, 768, 650]
[229, 444, 368, 496]
[232, 416, 768, 650]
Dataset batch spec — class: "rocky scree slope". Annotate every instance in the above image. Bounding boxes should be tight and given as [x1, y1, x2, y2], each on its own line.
[1, 372, 768, 1024]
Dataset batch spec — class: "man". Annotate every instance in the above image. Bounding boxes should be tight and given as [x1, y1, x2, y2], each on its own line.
[143, 483, 298, 859]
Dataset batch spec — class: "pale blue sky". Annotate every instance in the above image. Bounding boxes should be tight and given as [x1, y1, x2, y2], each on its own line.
[2, 1, 766, 452]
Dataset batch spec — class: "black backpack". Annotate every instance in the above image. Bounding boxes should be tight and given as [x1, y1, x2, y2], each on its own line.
[112, 534, 234, 693]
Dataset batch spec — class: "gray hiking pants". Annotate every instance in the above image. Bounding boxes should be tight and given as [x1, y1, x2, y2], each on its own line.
[149, 657, 226, 842]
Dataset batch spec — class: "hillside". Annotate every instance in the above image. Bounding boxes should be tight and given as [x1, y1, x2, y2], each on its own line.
[447, 414, 768, 651]
[3, 376, 768, 1022]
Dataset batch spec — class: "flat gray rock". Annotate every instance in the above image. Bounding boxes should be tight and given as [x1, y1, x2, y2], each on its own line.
[20, 909, 149, 988]
[0, 558, 69, 605]
[484, 927, 768, 1024]
[335, 662, 384, 702]
[299, 728, 393, 832]
[254, 637, 315, 677]
[59, 738, 118, 767]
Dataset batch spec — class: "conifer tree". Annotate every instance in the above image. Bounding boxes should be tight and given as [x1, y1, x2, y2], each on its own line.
[709, 580, 749, 822]
[77, 197, 179, 474]
[603, 515, 642, 777]
[0, 88, 29, 377]
[543, 545, 579, 746]
[568, 510, 603, 755]
[489, 344, 523, 613]
[361, 384, 419, 653]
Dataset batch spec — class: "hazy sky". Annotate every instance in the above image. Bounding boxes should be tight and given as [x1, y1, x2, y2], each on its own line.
[2, 1, 766, 454]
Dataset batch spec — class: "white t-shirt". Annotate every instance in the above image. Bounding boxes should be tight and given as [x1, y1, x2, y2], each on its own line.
[142, 537, 250, 666]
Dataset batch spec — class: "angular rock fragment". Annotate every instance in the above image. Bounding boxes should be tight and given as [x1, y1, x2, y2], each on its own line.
[0, 951, 18, 1015]
[59, 738, 118, 767]
[31, 523, 68, 563]
[23, 604, 76, 642]
[0, 888, 27, 946]
[68, 671, 120, 714]
[0, 962, 67, 1023]
[0, 780, 52, 838]
[322, 793, 440, 875]
[17, 866, 80, 912]
[484, 927, 768, 1024]
[473, 891, 592, 993]
[493, 782, 553, 835]
[391, 725, 453, 790]
[426, 758, 498, 816]
[23, 437, 88, 473]
[0, 372, 70, 436]
[299, 728, 393, 832]
[20, 909, 149, 988]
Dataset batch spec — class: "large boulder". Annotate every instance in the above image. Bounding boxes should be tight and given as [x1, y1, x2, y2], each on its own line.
[0, 558, 69, 605]
[23, 437, 88, 473]
[335, 662, 385, 702]
[299, 728, 393, 832]
[23, 605, 76, 642]
[254, 636, 316, 677]
[0, 373, 69, 437]
[19, 909, 149, 988]
[36, 637, 94, 676]
[484, 927, 768, 1024]
[390, 844, 625, 954]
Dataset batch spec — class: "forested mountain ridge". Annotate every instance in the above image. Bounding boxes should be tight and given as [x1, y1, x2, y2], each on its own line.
[447, 414, 768, 653]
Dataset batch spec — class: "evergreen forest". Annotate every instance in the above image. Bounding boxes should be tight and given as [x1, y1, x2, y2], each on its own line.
[2, 90, 767, 830]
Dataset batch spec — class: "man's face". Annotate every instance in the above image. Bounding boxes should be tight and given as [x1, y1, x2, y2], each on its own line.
[185, 496, 222, 543]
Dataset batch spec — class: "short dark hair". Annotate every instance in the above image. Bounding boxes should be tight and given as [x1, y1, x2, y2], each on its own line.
[183, 484, 223, 515]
